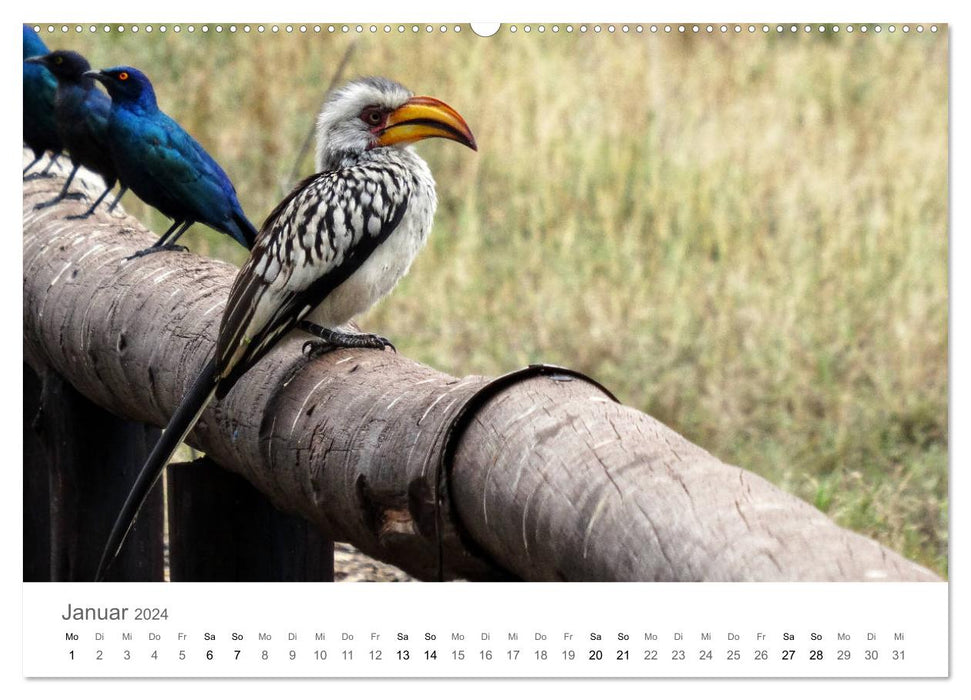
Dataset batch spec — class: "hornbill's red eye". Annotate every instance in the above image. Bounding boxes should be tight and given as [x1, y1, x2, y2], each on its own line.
[361, 107, 385, 126]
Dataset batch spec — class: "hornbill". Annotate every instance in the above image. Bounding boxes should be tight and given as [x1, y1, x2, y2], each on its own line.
[95, 76, 476, 580]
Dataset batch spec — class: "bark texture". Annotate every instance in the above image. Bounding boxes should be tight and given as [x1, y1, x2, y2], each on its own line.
[22, 157, 941, 582]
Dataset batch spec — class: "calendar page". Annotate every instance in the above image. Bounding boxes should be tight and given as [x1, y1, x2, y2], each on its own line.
[21, 6, 952, 686]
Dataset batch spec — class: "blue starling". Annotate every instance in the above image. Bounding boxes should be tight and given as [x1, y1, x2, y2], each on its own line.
[27, 50, 128, 218]
[86, 66, 258, 256]
[22, 26, 62, 175]
[95, 77, 476, 580]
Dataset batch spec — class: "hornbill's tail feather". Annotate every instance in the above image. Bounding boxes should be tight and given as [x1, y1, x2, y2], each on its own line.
[95, 356, 219, 581]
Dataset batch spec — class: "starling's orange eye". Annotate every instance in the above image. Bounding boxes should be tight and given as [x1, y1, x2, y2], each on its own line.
[119, 72, 129, 81]
[54, 56, 63, 64]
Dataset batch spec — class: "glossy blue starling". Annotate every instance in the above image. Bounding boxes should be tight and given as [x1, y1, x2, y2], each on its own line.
[86, 66, 258, 256]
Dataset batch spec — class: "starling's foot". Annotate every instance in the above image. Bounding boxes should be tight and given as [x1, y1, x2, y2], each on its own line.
[66, 211, 95, 221]
[33, 192, 85, 210]
[23, 172, 56, 182]
[125, 244, 189, 260]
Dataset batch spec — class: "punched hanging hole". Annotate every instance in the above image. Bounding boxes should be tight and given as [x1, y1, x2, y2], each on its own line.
[470, 23, 501, 37]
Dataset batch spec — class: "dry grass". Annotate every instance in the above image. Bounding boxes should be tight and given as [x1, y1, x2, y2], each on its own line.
[51, 26, 948, 575]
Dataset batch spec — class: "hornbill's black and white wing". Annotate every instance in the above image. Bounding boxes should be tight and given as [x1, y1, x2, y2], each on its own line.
[215, 165, 412, 397]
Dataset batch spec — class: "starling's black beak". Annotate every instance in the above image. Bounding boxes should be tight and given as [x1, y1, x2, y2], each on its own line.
[24, 56, 46, 65]
[83, 69, 107, 85]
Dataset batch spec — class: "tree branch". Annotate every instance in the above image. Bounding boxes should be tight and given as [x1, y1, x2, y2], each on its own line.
[22, 157, 940, 582]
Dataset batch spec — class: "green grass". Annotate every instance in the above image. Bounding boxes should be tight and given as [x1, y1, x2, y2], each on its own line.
[48, 26, 948, 576]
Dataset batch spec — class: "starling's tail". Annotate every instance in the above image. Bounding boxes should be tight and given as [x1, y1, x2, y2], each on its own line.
[229, 209, 260, 249]
[95, 356, 219, 581]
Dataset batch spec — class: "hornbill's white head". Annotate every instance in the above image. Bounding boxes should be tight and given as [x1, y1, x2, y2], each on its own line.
[314, 76, 477, 171]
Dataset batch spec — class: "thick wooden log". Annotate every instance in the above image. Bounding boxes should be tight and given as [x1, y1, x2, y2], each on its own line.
[22, 157, 941, 582]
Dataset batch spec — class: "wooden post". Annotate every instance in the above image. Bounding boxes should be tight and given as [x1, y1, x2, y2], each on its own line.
[23, 363, 164, 581]
[167, 457, 334, 581]
[23, 364, 51, 581]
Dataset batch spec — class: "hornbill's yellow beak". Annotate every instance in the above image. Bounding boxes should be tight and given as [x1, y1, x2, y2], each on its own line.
[377, 96, 477, 151]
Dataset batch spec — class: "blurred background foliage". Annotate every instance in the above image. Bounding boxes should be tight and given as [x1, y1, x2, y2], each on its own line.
[35, 24, 948, 575]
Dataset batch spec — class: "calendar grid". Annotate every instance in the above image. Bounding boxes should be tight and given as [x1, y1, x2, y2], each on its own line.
[23, 582, 948, 678]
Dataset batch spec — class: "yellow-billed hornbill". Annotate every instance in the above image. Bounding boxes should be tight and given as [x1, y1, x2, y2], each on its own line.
[96, 77, 476, 580]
